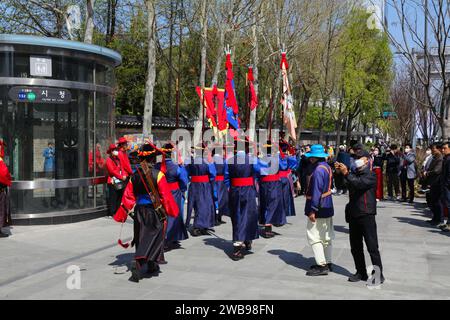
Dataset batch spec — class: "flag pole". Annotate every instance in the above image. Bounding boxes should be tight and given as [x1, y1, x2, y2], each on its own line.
[175, 77, 180, 129]
[245, 70, 249, 132]
[201, 88, 205, 144]
[268, 87, 274, 142]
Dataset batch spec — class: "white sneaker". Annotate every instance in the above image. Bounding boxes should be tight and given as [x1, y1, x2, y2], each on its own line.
[331, 188, 337, 194]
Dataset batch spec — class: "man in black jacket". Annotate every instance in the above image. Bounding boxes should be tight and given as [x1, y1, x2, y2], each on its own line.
[335, 149, 384, 285]
[385, 145, 401, 201]
[425, 142, 443, 226]
[440, 142, 450, 231]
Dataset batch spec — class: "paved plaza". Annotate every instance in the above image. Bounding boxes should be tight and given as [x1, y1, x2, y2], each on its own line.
[0, 195, 449, 300]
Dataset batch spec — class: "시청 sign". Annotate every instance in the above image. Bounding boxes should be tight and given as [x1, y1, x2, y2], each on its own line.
[8, 87, 72, 104]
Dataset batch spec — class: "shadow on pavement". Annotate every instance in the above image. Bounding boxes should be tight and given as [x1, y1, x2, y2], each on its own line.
[267, 249, 353, 277]
[203, 237, 233, 257]
[334, 225, 349, 234]
[394, 216, 432, 228]
[429, 230, 450, 237]
[109, 253, 134, 269]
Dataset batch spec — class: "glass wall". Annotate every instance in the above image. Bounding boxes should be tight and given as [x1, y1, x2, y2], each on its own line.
[0, 46, 117, 218]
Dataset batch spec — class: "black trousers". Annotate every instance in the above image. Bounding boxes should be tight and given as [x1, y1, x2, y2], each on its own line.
[387, 172, 400, 197]
[108, 184, 124, 217]
[349, 215, 383, 276]
[400, 172, 415, 202]
[428, 185, 443, 223]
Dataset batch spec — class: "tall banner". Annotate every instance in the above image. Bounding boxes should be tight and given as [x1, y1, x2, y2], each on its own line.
[195, 86, 226, 134]
[224, 52, 240, 137]
[247, 66, 258, 111]
[280, 52, 297, 141]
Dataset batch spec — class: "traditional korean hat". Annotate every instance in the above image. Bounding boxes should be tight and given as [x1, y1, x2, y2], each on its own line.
[106, 143, 118, 155]
[116, 137, 128, 146]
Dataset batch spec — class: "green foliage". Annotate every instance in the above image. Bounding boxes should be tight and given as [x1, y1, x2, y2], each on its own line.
[337, 9, 393, 124]
[108, 9, 148, 115]
[304, 105, 334, 132]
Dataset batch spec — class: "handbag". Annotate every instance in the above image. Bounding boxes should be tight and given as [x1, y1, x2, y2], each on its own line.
[111, 158, 126, 191]
[112, 177, 125, 191]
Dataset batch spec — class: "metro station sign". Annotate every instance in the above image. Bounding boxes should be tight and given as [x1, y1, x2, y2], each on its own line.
[8, 87, 72, 104]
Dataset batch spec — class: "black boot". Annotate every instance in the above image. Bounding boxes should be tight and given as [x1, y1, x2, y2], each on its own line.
[0, 230, 9, 238]
[261, 225, 274, 238]
[231, 245, 244, 261]
[244, 241, 252, 251]
[129, 261, 142, 283]
[348, 272, 369, 282]
[147, 261, 160, 274]
[306, 265, 329, 276]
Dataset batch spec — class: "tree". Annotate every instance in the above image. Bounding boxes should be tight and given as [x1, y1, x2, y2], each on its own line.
[386, 0, 450, 140]
[337, 9, 393, 145]
[143, 0, 156, 137]
[84, 0, 95, 43]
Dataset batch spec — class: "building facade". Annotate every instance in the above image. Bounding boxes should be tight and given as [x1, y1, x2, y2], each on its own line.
[0, 34, 121, 224]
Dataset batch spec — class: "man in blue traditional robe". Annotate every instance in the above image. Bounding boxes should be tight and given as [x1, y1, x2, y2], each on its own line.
[186, 143, 217, 237]
[224, 139, 266, 261]
[279, 140, 298, 221]
[258, 140, 284, 238]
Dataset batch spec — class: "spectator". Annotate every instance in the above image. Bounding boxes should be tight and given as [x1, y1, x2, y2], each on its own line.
[385, 145, 401, 201]
[372, 147, 384, 201]
[440, 142, 450, 232]
[106, 144, 127, 217]
[425, 142, 443, 226]
[299, 145, 312, 195]
[335, 148, 384, 285]
[419, 147, 433, 192]
[400, 144, 417, 203]
[304, 145, 335, 276]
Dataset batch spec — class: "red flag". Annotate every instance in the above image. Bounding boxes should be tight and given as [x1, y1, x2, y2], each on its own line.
[247, 66, 258, 111]
[225, 54, 239, 115]
[196, 86, 226, 131]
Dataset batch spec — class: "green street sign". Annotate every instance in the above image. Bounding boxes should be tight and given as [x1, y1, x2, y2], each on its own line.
[27, 92, 36, 101]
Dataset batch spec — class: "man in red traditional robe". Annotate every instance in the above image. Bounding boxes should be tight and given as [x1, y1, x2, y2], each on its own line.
[114, 142, 179, 283]
[0, 140, 12, 238]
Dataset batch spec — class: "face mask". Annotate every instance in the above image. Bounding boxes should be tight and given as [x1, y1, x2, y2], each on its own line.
[426, 150, 432, 156]
[355, 159, 365, 169]
[112, 150, 119, 156]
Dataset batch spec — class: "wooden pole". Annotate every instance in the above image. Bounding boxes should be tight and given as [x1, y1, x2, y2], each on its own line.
[268, 88, 274, 141]
[175, 77, 180, 129]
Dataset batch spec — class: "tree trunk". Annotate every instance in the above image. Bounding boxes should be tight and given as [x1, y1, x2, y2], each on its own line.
[84, 0, 95, 44]
[296, 90, 311, 141]
[318, 99, 327, 144]
[168, 0, 175, 116]
[143, 0, 156, 137]
[193, 0, 208, 146]
[346, 116, 353, 145]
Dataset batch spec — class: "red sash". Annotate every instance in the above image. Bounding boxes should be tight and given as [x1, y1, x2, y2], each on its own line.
[231, 177, 254, 187]
[261, 174, 280, 183]
[191, 175, 209, 183]
[279, 170, 290, 178]
[215, 175, 225, 181]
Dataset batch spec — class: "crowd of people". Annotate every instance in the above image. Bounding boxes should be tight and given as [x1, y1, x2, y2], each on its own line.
[2, 133, 448, 286]
[294, 141, 450, 232]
